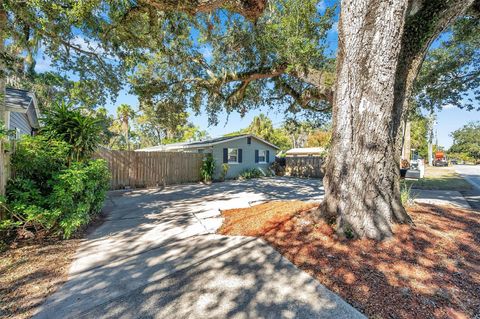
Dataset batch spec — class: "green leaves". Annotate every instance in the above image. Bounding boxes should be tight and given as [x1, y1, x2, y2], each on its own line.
[11, 135, 71, 190]
[49, 160, 110, 238]
[128, 0, 335, 124]
[6, 150, 110, 239]
[414, 14, 480, 111]
[40, 101, 103, 161]
[449, 121, 480, 160]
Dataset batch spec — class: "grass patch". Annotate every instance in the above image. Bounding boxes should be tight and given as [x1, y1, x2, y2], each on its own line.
[219, 201, 480, 318]
[0, 239, 80, 319]
[404, 166, 472, 191]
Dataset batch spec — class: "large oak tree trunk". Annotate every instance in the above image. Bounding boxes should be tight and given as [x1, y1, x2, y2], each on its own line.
[321, 0, 474, 239]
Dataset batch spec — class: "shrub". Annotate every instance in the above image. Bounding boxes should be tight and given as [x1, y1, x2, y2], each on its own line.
[3, 136, 110, 239]
[270, 161, 285, 176]
[239, 168, 264, 180]
[200, 154, 215, 182]
[48, 160, 110, 238]
[11, 135, 71, 192]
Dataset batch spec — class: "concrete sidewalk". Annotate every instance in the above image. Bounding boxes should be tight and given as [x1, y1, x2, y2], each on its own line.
[34, 178, 364, 319]
[412, 189, 472, 209]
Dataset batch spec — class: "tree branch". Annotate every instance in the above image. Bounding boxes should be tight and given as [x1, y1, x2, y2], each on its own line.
[274, 78, 331, 113]
[289, 68, 335, 105]
[139, 0, 267, 20]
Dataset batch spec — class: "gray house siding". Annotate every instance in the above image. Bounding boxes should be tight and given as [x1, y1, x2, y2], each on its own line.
[211, 137, 277, 179]
[9, 111, 32, 137]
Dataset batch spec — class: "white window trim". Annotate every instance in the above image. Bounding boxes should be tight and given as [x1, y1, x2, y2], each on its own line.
[258, 149, 267, 164]
[228, 148, 239, 164]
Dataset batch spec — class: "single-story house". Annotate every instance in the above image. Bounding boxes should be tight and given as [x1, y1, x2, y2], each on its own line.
[136, 134, 279, 179]
[285, 147, 326, 157]
[5, 88, 40, 138]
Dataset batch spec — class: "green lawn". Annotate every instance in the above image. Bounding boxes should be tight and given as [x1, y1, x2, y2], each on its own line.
[403, 166, 472, 191]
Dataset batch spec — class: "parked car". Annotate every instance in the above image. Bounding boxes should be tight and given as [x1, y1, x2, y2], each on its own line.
[433, 159, 448, 167]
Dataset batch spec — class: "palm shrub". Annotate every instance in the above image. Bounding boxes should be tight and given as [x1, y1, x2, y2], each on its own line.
[400, 182, 414, 207]
[41, 102, 103, 162]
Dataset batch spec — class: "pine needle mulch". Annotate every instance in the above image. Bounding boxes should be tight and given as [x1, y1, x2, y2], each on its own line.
[218, 201, 480, 319]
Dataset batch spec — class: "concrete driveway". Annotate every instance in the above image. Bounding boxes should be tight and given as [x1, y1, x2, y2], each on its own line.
[34, 177, 364, 319]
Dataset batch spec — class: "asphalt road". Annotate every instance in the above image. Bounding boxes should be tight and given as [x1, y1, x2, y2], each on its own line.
[454, 165, 480, 191]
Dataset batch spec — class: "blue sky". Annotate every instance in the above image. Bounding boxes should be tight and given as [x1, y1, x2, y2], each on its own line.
[33, 1, 479, 149]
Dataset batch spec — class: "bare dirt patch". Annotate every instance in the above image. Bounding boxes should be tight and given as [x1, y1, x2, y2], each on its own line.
[219, 201, 480, 318]
[0, 211, 107, 319]
[0, 239, 80, 319]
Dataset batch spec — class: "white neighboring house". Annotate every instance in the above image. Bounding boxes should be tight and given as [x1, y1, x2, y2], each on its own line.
[5, 88, 40, 139]
[285, 147, 326, 157]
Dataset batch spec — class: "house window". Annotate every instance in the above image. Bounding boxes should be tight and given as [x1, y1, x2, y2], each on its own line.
[258, 150, 266, 163]
[247, 137, 251, 144]
[197, 149, 204, 154]
[228, 148, 238, 163]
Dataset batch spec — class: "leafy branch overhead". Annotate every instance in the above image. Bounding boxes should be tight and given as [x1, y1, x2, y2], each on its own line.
[3, 0, 336, 119]
[413, 8, 480, 111]
[2, 0, 479, 120]
[130, 0, 336, 124]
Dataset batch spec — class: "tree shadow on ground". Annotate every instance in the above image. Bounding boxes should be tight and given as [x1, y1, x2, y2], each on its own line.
[34, 177, 355, 319]
[254, 203, 480, 318]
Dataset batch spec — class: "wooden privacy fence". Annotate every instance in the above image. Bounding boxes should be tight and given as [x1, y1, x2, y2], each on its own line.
[94, 149, 204, 190]
[285, 156, 325, 178]
[0, 140, 12, 220]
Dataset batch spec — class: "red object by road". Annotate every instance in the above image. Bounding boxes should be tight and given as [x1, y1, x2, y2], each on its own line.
[435, 151, 445, 160]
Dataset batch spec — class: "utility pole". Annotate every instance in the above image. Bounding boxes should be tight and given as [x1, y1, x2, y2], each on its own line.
[427, 113, 436, 166]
